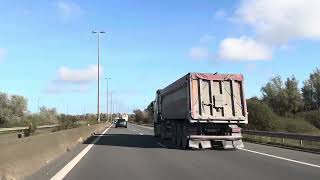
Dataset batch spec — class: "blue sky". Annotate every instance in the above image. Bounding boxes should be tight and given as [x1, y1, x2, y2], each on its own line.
[1, 0, 320, 114]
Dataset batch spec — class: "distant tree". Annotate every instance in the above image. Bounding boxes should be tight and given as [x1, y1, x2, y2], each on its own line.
[145, 101, 155, 121]
[0, 92, 27, 126]
[302, 68, 320, 110]
[284, 76, 302, 114]
[0, 93, 10, 125]
[133, 109, 144, 123]
[248, 96, 260, 102]
[132, 108, 153, 124]
[39, 106, 58, 124]
[261, 76, 287, 115]
[9, 95, 27, 116]
[261, 75, 302, 116]
[302, 80, 315, 110]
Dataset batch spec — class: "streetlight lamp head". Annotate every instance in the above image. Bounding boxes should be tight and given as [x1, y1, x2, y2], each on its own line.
[92, 31, 97, 33]
[100, 31, 106, 34]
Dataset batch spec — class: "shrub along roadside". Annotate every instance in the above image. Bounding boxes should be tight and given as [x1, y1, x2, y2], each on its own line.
[245, 98, 277, 131]
[297, 110, 320, 129]
[245, 98, 320, 135]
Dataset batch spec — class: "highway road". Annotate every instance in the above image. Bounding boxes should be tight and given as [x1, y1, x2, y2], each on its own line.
[29, 123, 320, 180]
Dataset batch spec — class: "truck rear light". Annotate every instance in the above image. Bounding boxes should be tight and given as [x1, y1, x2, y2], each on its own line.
[232, 127, 241, 133]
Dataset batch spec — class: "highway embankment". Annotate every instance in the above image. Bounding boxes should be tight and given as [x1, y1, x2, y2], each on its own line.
[0, 122, 109, 179]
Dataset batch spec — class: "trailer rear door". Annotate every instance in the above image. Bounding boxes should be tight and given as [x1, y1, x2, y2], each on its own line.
[190, 73, 247, 123]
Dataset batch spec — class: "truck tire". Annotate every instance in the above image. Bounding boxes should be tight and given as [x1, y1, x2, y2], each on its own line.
[181, 124, 188, 150]
[171, 123, 177, 145]
[160, 124, 166, 140]
[154, 124, 160, 137]
[176, 124, 182, 148]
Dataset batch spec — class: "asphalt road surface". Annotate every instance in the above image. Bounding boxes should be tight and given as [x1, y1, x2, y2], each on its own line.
[29, 123, 320, 180]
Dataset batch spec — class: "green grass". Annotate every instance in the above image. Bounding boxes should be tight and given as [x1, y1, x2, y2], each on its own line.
[273, 116, 320, 135]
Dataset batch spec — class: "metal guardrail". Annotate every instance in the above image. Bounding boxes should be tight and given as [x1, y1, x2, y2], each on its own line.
[0, 124, 59, 133]
[242, 130, 320, 149]
[242, 130, 320, 142]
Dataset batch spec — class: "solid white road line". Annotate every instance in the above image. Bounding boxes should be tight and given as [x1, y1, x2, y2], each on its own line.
[50, 124, 113, 180]
[240, 148, 320, 169]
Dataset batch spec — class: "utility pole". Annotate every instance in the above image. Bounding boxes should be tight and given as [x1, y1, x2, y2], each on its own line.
[92, 30, 105, 123]
[113, 103, 115, 119]
[105, 77, 111, 122]
[110, 91, 113, 122]
[37, 97, 40, 113]
[67, 104, 69, 121]
[83, 106, 86, 121]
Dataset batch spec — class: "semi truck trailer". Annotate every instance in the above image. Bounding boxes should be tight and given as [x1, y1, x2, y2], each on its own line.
[153, 73, 248, 149]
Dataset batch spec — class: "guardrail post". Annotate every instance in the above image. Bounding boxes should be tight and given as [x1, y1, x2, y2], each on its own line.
[242, 130, 320, 151]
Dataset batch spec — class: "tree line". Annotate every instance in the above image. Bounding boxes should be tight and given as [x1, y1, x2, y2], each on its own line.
[0, 92, 111, 130]
[246, 68, 320, 134]
[260, 68, 320, 115]
[129, 102, 153, 124]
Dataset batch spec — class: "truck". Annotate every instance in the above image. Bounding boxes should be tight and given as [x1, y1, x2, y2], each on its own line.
[121, 114, 129, 121]
[153, 72, 248, 149]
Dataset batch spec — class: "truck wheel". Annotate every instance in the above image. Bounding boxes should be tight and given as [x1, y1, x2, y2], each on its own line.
[154, 124, 160, 137]
[176, 124, 182, 148]
[171, 123, 177, 145]
[181, 125, 188, 150]
[160, 124, 165, 140]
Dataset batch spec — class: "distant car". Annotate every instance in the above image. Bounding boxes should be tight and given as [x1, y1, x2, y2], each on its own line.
[115, 119, 127, 128]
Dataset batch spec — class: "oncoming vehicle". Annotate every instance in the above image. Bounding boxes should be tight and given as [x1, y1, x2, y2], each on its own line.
[115, 119, 128, 128]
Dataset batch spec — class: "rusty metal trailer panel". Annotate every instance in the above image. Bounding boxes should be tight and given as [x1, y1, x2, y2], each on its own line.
[158, 73, 248, 124]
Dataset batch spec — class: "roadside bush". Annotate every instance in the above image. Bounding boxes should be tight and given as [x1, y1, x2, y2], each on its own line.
[23, 122, 37, 137]
[298, 110, 320, 129]
[246, 98, 277, 131]
[55, 114, 80, 131]
[132, 109, 152, 124]
[276, 117, 319, 134]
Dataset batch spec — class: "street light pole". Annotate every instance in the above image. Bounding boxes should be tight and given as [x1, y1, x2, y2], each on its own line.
[92, 30, 105, 123]
[37, 97, 40, 113]
[110, 91, 113, 122]
[105, 77, 111, 122]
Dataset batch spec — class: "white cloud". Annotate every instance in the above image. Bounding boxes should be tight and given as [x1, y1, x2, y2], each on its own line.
[45, 65, 102, 94]
[189, 47, 209, 60]
[57, 65, 102, 84]
[236, 0, 320, 44]
[218, 36, 272, 61]
[0, 48, 7, 62]
[56, 1, 83, 21]
[199, 34, 214, 44]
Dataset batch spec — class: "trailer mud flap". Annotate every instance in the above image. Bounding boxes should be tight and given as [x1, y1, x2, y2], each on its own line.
[189, 140, 200, 149]
[189, 140, 212, 149]
[222, 140, 244, 149]
[233, 139, 244, 149]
